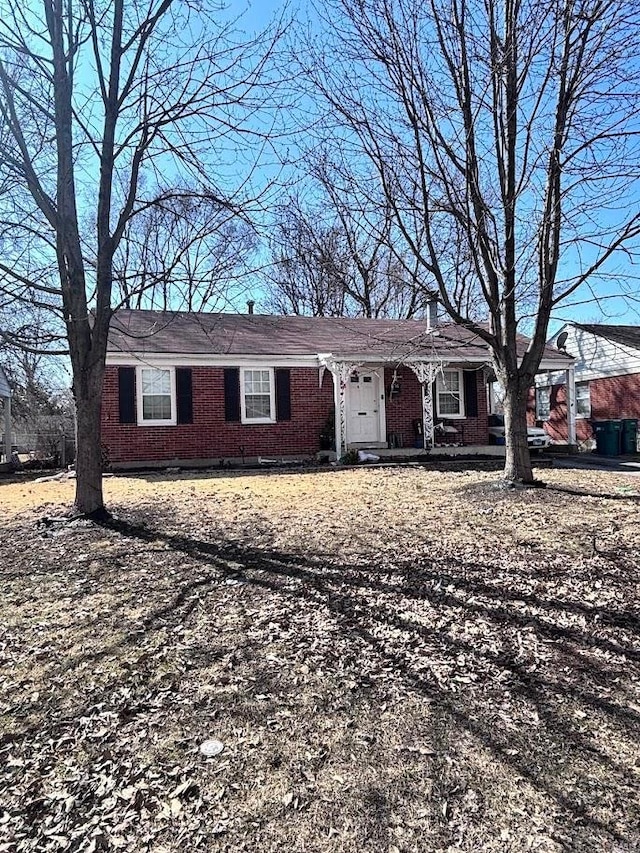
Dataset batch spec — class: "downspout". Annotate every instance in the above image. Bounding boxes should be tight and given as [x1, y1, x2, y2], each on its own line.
[566, 365, 577, 446]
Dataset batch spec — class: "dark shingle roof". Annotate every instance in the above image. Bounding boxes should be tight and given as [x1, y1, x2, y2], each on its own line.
[107, 309, 570, 363]
[575, 323, 640, 352]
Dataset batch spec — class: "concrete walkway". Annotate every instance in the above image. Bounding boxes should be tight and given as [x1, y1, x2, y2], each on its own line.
[551, 453, 640, 474]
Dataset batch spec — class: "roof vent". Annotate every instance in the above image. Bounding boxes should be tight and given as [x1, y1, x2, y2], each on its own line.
[247, 300, 255, 315]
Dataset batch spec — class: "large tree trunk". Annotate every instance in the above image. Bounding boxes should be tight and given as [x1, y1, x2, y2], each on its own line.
[502, 380, 534, 484]
[73, 360, 107, 517]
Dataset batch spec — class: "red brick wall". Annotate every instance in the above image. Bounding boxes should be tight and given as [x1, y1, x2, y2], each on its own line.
[543, 373, 640, 442]
[384, 366, 423, 447]
[456, 369, 490, 445]
[383, 366, 489, 448]
[528, 384, 591, 442]
[102, 363, 493, 465]
[101, 365, 335, 464]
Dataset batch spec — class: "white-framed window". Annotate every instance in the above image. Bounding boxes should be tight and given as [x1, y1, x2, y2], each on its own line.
[576, 382, 591, 418]
[436, 369, 465, 418]
[137, 366, 176, 426]
[536, 386, 551, 421]
[241, 367, 275, 424]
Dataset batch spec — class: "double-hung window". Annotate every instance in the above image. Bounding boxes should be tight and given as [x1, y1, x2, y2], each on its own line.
[241, 368, 275, 423]
[576, 382, 591, 418]
[436, 369, 464, 418]
[536, 387, 551, 421]
[137, 366, 175, 425]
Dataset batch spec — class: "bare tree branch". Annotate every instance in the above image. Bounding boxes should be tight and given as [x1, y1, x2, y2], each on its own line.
[0, 0, 288, 513]
[299, 0, 640, 483]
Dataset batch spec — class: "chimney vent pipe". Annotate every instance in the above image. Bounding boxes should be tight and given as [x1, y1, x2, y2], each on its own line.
[426, 298, 438, 330]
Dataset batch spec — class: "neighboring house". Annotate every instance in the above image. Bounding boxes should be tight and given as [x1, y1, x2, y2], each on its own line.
[0, 365, 12, 464]
[535, 323, 640, 446]
[102, 308, 574, 468]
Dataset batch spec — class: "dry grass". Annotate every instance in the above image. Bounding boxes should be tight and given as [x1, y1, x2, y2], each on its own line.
[1, 463, 639, 853]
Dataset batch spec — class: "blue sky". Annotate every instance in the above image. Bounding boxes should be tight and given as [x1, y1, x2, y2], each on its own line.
[225, 0, 640, 332]
[53, 0, 640, 333]
[6, 0, 637, 399]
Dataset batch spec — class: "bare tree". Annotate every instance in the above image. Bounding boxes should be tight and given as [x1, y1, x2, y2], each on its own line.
[114, 192, 258, 312]
[0, 299, 66, 359]
[265, 194, 349, 316]
[0, 0, 284, 514]
[1, 347, 71, 456]
[301, 0, 640, 483]
[266, 168, 433, 318]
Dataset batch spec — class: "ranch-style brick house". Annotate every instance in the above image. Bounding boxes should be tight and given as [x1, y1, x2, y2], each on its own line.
[102, 308, 575, 468]
[535, 323, 640, 446]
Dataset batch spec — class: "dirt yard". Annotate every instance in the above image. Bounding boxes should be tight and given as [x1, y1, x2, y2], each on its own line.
[1, 463, 639, 853]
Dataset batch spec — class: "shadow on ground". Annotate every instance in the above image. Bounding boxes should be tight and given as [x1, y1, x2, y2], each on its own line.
[2, 504, 639, 852]
[104, 516, 640, 848]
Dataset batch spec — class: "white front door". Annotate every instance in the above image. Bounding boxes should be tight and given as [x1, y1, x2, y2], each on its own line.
[346, 370, 382, 443]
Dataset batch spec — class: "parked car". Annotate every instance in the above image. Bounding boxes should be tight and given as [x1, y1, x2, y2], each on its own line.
[487, 413, 551, 449]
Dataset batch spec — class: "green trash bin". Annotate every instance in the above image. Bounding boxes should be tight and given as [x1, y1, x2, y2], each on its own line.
[621, 418, 638, 454]
[593, 420, 622, 456]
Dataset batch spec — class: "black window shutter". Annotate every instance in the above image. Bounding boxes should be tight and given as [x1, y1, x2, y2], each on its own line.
[118, 366, 136, 424]
[275, 368, 291, 421]
[224, 368, 241, 422]
[463, 370, 478, 417]
[176, 368, 193, 424]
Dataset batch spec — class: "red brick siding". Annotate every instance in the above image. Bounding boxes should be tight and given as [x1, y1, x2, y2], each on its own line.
[384, 366, 423, 447]
[526, 388, 537, 425]
[541, 373, 640, 442]
[102, 363, 494, 464]
[383, 366, 489, 448]
[455, 368, 490, 445]
[101, 365, 335, 464]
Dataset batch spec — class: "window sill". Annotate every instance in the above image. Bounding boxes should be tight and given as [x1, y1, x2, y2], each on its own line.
[241, 417, 276, 425]
[137, 419, 177, 427]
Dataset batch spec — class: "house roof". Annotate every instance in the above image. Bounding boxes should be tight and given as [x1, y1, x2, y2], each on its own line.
[107, 309, 572, 365]
[574, 323, 640, 352]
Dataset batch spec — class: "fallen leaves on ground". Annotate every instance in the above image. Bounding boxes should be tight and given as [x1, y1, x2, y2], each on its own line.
[1, 464, 639, 852]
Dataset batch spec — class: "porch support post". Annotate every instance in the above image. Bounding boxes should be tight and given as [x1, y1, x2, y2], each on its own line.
[332, 366, 344, 458]
[566, 366, 577, 446]
[324, 359, 360, 458]
[423, 379, 434, 450]
[407, 362, 436, 449]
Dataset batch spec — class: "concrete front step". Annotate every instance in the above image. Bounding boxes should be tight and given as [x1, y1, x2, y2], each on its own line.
[354, 445, 507, 459]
